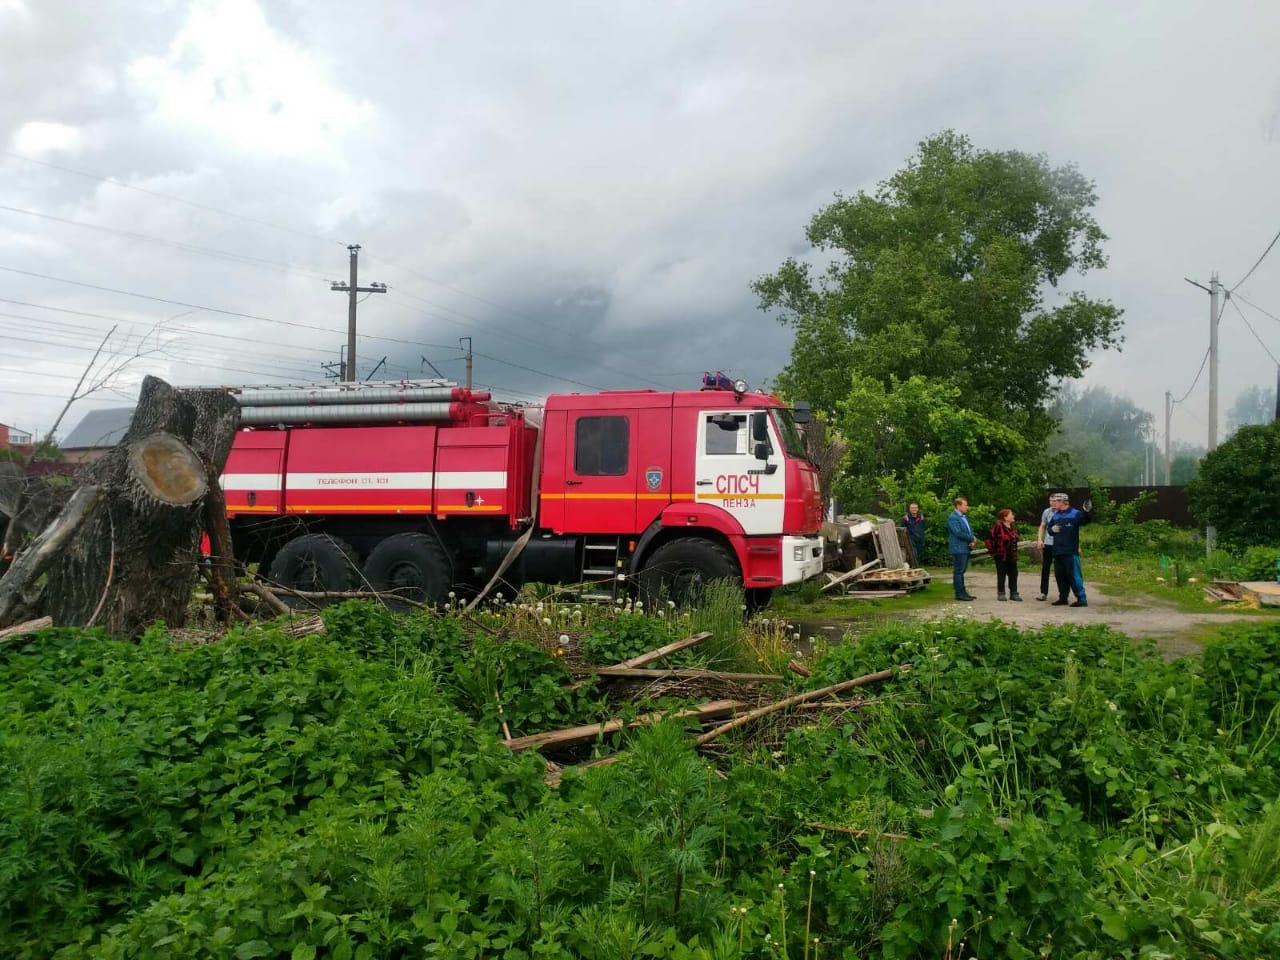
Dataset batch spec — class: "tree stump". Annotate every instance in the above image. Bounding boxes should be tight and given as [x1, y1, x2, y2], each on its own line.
[42, 376, 240, 636]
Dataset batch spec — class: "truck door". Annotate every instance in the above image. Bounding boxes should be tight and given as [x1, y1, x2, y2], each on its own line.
[694, 409, 785, 535]
[559, 411, 637, 534]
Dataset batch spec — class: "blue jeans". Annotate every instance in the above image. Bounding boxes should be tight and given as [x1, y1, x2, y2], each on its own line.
[951, 551, 970, 598]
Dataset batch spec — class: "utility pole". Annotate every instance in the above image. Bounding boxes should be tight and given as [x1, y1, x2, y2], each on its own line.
[1208, 272, 1220, 452]
[330, 244, 386, 382]
[1164, 390, 1172, 485]
[1185, 272, 1223, 552]
[460, 337, 473, 389]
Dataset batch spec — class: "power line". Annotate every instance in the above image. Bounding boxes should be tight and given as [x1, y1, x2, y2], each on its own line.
[1227, 296, 1280, 365]
[0, 266, 621, 392]
[1233, 293, 1280, 326]
[1230, 226, 1280, 291]
[1, 149, 345, 249]
[0, 204, 332, 279]
[1170, 346, 1210, 405]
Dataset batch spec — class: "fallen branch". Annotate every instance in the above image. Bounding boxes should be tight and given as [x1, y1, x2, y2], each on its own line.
[695, 665, 907, 746]
[788, 659, 813, 677]
[0, 616, 53, 642]
[617, 631, 713, 668]
[808, 821, 912, 842]
[569, 666, 783, 682]
[264, 586, 430, 608]
[821, 558, 881, 593]
[796, 698, 880, 710]
[505, 699, 744, 753]
[246, 581, 293, 617]
[0, 484, 102, 628]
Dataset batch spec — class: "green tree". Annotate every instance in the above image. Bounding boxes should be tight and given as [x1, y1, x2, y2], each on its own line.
[1048, 385, 1152, 483]
[1169, 441, 1204, 485]
[754, 131, 1124, 501]
[1226, 384, 1276, 437]
[1186, 420, 1280, 548]
[834, 374, 1031, 508]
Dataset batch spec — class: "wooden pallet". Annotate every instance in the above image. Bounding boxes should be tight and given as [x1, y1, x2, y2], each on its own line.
[847, 567, 932, 593]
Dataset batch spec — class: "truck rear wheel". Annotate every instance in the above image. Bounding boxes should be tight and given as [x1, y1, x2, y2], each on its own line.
[639, 537, 739, 608]
[268, 534, 359, 606]
[364, 532, 453, 609]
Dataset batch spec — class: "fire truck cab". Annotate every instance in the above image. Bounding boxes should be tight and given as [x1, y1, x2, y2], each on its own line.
[222, 376, 824, 608]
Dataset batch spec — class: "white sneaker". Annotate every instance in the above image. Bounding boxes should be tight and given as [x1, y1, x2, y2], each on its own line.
[1036, 594, 1047, 601]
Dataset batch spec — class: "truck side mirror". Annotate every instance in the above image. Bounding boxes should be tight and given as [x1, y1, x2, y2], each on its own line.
[753, 440, 771, 460]
[792, 402, 811, 425]
[751, 412, 769, 443]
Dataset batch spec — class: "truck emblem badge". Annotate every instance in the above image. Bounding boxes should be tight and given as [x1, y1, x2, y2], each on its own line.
[645, 467, 663, 491]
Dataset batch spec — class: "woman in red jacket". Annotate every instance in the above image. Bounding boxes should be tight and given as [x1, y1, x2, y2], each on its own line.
[986, 509, 1022, 601]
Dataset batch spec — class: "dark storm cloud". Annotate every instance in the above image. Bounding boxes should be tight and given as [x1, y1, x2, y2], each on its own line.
[1, 0, 1278, 449]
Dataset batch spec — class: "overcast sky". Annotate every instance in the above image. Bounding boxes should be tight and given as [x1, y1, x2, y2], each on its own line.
[2, 0, 1278, 448]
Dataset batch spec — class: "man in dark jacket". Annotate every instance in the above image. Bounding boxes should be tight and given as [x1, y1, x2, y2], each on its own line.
[901, 502, 926, 565]
[1047, 493, 1092, 607]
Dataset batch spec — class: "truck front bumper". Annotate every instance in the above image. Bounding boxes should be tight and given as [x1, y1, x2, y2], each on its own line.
[781, 535, 825, 586]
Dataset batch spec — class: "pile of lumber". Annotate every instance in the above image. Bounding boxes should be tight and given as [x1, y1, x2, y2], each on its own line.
[499, 629, 908, 785]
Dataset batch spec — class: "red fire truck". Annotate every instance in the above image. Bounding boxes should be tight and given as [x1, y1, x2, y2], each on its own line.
[220, 375, 825, 607]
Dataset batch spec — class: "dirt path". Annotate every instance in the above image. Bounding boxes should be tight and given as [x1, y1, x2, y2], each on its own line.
[905, 570, 1264, 658]
[797, 570, 1268, 659]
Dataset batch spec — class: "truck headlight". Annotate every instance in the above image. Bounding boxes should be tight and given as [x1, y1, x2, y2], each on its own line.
[793, 545, 808, 562]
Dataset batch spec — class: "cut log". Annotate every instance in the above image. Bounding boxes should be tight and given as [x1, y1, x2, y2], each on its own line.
[505, 699, 744, 753]
[569, 666, 784, 682]
[41, 377, 240, 636]
[617, 631, 713, 668]
[0, 485, 102, 628]
[695, 666, 906, 746]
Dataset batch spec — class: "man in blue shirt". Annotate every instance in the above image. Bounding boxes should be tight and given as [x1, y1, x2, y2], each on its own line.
[901, 502, 926, 565]
[947, 496, 977, 601]
[1047, 492, 1092, 607]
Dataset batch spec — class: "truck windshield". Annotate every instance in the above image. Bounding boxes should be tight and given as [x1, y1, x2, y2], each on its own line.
[771, 408, 808, 459]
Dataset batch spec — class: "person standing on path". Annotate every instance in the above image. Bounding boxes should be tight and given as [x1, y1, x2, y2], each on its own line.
[901, 502, 926, 566]
[986, 509, 1022, 601]
[947, 497, 977, 601]
[1035, 494, 1057, 601]
[1048, 492, 1092, 607]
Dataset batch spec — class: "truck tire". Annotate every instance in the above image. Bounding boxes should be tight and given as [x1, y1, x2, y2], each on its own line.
[363, 532, 453, 609]
[268, 534, 359, 606]
[638, 537, 740, 609]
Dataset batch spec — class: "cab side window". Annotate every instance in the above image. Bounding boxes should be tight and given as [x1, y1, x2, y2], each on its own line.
[575, 416, 629, 476]
[704, 414, 747, 455]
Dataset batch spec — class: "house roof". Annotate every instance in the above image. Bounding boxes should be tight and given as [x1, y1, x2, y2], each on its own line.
[61, 408, 134, 450]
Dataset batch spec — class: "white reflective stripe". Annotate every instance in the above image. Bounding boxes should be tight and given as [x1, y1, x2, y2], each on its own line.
[286, 471, 434, 490]
[221, 471, 507, 490]
[221, 473, 283, 490]
[435, 471, 506, 488]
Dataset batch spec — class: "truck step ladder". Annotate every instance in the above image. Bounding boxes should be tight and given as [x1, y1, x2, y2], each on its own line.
[579, 537, 626, 602]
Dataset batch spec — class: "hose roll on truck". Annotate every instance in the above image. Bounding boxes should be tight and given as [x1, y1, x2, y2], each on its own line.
[219, 374, 826, 608]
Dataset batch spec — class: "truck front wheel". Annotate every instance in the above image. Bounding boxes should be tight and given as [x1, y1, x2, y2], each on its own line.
[364, 532, 453, 609]
[638, 537, 739, 608]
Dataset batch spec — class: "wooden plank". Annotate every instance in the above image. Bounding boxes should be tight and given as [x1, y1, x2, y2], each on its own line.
[695, 666, 907, 746]
[570, 666, 784, 682]
[505, 699, 744, 753]
[873, 519, 907, 570]
[821, 558, 881, 593]
[617, 631, 713, 668]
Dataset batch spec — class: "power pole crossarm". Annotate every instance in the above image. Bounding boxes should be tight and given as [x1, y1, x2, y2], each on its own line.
[330, 244, 386, 381]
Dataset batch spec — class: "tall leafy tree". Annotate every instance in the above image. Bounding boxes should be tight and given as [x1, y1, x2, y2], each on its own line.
[755, 131, 1124, 490]
[1049, 385, 1153, 483]
[1226, 384, 1277, 437]
[1187, 420, 1280, 548]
